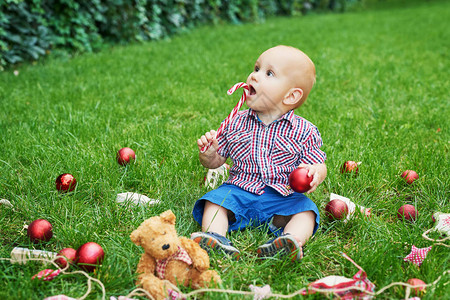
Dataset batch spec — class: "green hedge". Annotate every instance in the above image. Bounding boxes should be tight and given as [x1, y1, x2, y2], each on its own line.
[0, 0, 357, 70]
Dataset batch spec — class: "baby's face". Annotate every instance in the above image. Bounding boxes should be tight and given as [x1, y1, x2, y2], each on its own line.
[246, 46, 299, 115]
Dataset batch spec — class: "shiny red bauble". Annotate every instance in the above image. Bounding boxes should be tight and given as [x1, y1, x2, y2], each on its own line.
[397, 204, 417, 221]
[325, 199, 349, 220]
[76, 242, 105, 272]
[401, 170, 419, 184]
[117, 147, 136, 166]
[341, 161, 359, 174]
[289, 168, 313, 193]
[27, 219, 53, 242]
[55, 173, 77, 192]
[406, 278, 426, 295]
[55, 248, 77, 268]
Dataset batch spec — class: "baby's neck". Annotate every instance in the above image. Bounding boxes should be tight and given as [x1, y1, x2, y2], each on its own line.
[255, 110, 289, 125]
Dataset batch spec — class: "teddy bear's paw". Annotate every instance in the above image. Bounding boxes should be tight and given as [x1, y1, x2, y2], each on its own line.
[193, 270, 222, 289]
[192, 257, 210, 272]
[140, 275, 166, 300]
[209, 270, 222, 285]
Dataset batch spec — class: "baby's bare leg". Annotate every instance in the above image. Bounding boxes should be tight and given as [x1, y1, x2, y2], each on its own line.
[202, 201, 229, 236]
[273, 211, 315, 246]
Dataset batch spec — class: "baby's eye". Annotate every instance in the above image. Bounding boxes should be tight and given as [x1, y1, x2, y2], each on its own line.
[254, 66, 260, 72]
[266, 70, 274, 77]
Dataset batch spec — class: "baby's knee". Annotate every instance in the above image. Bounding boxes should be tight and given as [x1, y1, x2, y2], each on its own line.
[204, 201, 224, 213]
[204, 201, 235, 221]
[296, 210, 316, 221]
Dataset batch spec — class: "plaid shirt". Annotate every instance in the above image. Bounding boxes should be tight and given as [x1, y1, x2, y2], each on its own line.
[217, 109, 326, 196]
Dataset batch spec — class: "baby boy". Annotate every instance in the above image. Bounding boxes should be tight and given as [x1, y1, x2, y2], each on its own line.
[192, 45, 327, 261]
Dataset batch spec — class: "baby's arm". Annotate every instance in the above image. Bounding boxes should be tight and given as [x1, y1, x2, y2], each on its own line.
[297, 163, 327, 194]
[197, 130, 227, 169]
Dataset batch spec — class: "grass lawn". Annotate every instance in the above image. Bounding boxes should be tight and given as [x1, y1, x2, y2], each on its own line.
[1, 1, 449, 299]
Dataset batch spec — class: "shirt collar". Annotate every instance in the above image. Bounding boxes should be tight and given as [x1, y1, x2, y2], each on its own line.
[247, 109, 297, 127]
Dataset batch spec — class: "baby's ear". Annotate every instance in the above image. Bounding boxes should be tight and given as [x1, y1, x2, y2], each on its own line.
[283, 88, 304, 107]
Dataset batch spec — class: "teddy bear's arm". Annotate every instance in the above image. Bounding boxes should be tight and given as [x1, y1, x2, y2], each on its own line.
[135, 252, 169, 300]
[136, 253, 157, 278]
[180, 237, 210, 271]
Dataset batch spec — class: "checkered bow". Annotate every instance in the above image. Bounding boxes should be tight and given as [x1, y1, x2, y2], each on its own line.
[156, 246, 193, 279]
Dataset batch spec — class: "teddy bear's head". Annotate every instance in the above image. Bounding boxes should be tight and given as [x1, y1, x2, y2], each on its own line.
[130, 210, 182, 260]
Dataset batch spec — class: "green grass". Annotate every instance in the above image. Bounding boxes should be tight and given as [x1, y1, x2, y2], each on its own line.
[1, 1, 449, 299]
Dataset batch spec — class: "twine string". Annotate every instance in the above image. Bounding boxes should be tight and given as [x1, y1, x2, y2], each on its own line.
[422, 229, 450, 247]
[1, 257, 448, 299]
[2, 226, 448, 299]
[125, 288, 155, 300]
[177, 270, 450, 299]
[0, 256, 105, 300]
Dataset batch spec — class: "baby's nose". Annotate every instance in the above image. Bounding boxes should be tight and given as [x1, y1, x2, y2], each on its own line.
[162, 244, 170, 250]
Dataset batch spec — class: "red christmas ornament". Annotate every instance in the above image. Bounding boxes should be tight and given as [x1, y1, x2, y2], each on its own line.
[406, 278, 426, 295]
[76, 242, 105, 272]
[289, 168, 313, 193]
[55, 173, 77, 192]
[27, 219, 53, 242]
[55, 247, 77, 268]
[325, 199, 349, 220]
[397, 204, 417, 221]
[341, 161, 359, 175]
[117, 147, 136, 166]
[401, 170, 418, 184]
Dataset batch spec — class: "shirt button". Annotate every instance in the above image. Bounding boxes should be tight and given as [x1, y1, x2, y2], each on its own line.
[265, 127, 269, 131]
[263, 167, 267, 171]
[262, 148, 266, 152]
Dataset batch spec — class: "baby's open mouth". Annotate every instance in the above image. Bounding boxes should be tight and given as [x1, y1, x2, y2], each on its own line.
[249, 85, 256, 96]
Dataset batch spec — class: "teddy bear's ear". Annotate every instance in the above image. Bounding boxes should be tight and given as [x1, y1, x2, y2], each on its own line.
[130, 227, 142, 246]
[160, 210, 176, 225]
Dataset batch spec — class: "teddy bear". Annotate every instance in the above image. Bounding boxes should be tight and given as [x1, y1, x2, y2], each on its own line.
[130, 210, 221, 300]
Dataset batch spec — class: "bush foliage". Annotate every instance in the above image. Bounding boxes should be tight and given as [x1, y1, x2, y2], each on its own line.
[0, 0, 357, 69]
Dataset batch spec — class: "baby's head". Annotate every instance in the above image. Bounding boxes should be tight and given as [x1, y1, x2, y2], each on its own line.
[246, 45, 316, 115]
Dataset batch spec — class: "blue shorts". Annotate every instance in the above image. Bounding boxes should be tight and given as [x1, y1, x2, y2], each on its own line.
[192, 183, 320, 236]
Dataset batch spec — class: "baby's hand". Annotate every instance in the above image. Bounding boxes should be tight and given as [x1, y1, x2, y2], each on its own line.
[197, 130, 227, 169]
[197, 130, 218, 153]
[297, 163, 327, 194]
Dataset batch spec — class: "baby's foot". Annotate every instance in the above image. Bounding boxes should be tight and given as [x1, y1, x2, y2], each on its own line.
[191, 231, 240, 260]
[256, 234, 303, 262]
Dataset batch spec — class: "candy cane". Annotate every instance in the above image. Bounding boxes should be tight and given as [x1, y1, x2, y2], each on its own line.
[200, 82, 249, 153]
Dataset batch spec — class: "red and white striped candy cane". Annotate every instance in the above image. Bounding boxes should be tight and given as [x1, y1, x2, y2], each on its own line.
[200, 82, 249, 153]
